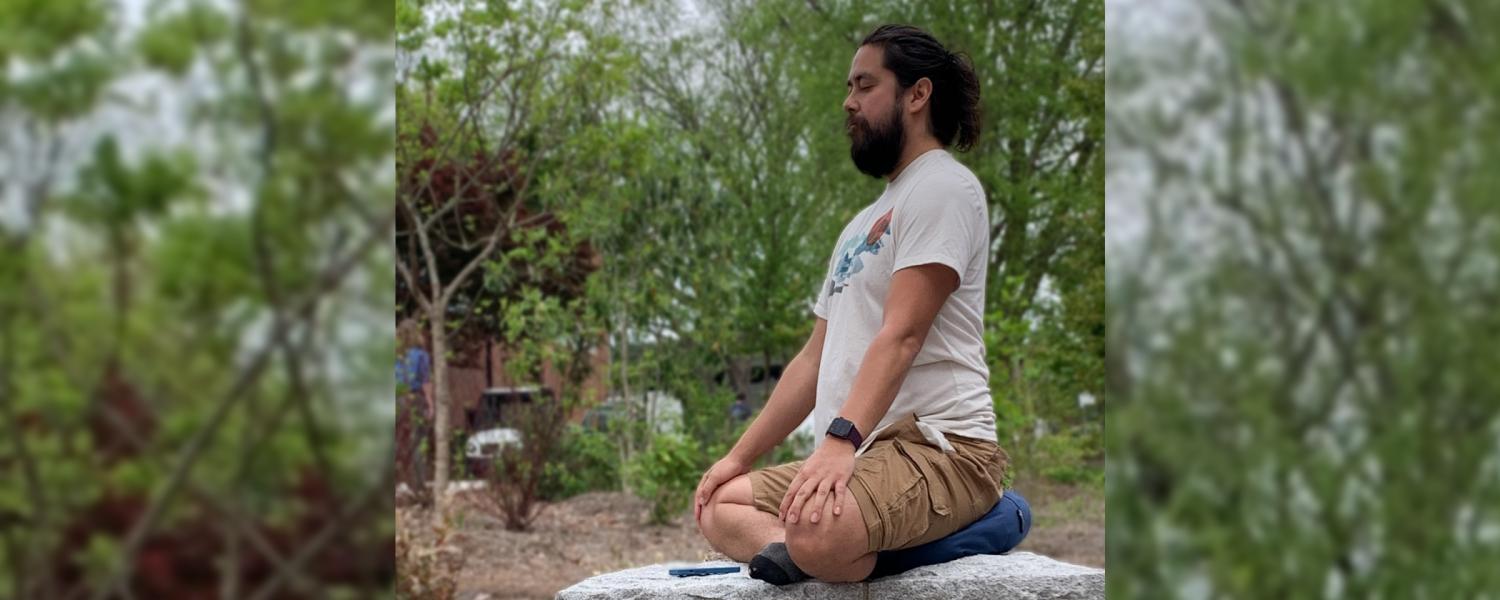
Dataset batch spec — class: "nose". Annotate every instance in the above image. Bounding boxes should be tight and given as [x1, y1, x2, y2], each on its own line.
[843, 92, 856, 115]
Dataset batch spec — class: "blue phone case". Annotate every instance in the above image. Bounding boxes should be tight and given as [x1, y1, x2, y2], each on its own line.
[668, 566, 741, 577]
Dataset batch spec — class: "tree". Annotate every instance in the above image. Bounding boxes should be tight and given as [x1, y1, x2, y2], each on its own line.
[396, 0, 636, 522]
[1108, 0, 1500, 596]
[394, 89, 598, 370]
[1, 0, 394, 598]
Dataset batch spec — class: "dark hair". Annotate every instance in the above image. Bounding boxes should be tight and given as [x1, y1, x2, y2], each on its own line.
[860, 24, 982, 152]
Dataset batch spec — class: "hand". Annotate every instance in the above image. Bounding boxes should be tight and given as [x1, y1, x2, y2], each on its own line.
[695, 455, 752, 522]
[779, 439, 855, 525]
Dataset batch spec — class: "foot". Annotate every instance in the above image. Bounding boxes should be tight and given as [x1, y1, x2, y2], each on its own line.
[748, 542, 810, 585]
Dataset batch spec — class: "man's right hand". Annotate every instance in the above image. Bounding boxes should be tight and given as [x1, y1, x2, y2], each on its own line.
[694, 455, 752, 522]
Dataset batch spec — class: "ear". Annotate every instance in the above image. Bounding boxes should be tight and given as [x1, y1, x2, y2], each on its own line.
[906, 77, 933, 115]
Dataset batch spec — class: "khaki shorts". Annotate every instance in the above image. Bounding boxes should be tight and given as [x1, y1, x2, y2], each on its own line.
[748, 413, 1009, 554]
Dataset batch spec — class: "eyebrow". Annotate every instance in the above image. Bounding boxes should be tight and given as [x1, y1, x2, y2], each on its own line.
[846, 72, 874, 87]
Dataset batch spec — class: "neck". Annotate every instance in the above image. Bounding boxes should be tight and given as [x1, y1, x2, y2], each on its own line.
[886, 136, 945, 183]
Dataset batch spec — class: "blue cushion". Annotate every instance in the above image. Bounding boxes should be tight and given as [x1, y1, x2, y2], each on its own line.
[868, 489, 1032, 579]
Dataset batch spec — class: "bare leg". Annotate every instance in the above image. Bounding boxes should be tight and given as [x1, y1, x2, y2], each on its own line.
[784, 486, 877, 582]
[698, 475, 784, 562]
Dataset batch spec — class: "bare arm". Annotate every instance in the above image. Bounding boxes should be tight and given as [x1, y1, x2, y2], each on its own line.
[695, 318, 827, 521]
[779, 263, 958, 525]
[833, 263, 958, 444]
[726, 318, 828, 465]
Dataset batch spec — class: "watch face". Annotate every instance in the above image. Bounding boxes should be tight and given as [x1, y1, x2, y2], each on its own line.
[830, 418, 851, 436]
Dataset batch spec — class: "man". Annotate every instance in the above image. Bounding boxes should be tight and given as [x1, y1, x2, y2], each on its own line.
[730, 393, 753, 421]
[397, 318, 435, 493]
[694, 24, 1008, 584]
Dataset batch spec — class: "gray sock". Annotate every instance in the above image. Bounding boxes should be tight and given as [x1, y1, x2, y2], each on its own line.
[749, 542, 810, 585]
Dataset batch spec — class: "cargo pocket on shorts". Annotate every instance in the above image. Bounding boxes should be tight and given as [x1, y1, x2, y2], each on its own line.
[862, 443, 920, 550]
[896, 441, 951, 517]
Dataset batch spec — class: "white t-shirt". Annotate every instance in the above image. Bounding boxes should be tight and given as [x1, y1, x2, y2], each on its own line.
[812, 149, 996, 451]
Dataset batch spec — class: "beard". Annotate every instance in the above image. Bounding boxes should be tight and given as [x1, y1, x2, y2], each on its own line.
[847, 103, 905, 179]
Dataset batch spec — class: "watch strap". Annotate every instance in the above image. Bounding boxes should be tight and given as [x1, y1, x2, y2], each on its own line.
[828, 417, 863, 448]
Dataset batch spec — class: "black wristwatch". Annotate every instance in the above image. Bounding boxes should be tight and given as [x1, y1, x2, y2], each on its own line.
[826, 417, 864, 449]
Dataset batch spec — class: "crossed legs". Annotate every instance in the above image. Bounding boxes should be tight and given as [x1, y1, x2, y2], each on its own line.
[697, 474, 877, 582]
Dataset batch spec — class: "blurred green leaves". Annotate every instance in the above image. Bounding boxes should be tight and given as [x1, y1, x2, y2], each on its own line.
[0, 0, 106, 61]
[2, 0, 393, 596]
[66, 136, 199, 224]
[1108, 0, 1500, 597]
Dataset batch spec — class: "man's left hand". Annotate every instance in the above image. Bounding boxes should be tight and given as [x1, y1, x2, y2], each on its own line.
[779, 439, 856, 525]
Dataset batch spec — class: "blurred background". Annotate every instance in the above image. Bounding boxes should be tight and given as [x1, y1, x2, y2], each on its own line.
[0, 0, 394, 598]
[1108, 0, 1500, 597]
[396, 0, 1101, 598]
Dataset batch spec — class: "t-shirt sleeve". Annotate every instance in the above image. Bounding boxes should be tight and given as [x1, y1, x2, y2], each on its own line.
[891, 172, 986, 285]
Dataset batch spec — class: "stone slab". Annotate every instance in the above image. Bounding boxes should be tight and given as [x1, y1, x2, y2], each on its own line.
[554, 552, 1104, 600]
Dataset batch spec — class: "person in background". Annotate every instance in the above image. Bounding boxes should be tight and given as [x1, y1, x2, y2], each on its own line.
[397, 318, 435, 489]
[730, 393, 753, 421]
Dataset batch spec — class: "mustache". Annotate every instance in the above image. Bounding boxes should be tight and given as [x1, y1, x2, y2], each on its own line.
[845, 115, 866, 135]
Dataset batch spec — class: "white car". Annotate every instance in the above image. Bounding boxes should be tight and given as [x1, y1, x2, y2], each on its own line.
[594, 390, 683, 434]
[465, 427, 522, 458]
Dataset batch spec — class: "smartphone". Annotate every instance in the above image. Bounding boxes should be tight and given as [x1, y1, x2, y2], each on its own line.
[668, 566, 741, 577]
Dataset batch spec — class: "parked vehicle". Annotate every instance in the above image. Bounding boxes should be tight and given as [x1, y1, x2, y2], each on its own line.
[583, 390, 682, 434]
[463, 387, 552, 465]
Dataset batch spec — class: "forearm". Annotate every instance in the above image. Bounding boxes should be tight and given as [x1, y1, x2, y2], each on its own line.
[727, 351, 819, 465]
[836, 330, 922, 443]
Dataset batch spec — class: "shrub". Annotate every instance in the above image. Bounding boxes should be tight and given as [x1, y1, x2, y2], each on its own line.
[394, 508, 467, 600]
[1029, 427, 1102, 486]
[474, 396, 575, 531]
[539, 424, 619, 501]
[627, 433, 699, 525]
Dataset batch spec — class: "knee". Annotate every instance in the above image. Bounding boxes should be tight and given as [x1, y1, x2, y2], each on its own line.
[784, 521, 841, 572]
[698, 475, 753, 533]
[711, 475, 755, 507]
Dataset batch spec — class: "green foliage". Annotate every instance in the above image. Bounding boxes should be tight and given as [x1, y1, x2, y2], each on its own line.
[540, 425, 620, 501]
[991, 389, 1028, 442]
[1028, 428, 1101, 487]
[1110, 0, 1500, 597]
[626, 433, 700, 525]
[1, 0, 394, 595]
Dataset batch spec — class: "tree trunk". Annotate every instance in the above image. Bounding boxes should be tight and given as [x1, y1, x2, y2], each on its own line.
[616, 311, 633, 495]
[429, 310, 451, 526]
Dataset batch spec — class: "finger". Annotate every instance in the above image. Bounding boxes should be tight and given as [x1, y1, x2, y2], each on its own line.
[809, 480, 832, 523]
[833, 478, 846, 517]
[819, 481, 840, 523]
[698, 470, 720, 503]
[695, 472, 720, 520]
[778, 472, 805, 521]
[779, 478, 797, 522]
[787, 479, 815, 524]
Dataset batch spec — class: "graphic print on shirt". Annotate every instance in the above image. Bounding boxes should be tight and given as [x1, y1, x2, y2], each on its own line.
[827, 208, 894, 296]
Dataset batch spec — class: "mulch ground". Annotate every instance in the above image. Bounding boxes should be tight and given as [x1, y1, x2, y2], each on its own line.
[400, 478, 1103, 600]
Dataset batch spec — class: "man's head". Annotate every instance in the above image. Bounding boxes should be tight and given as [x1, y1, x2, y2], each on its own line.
[398, 318, 424, 351]
[844, 24, 982, 178]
